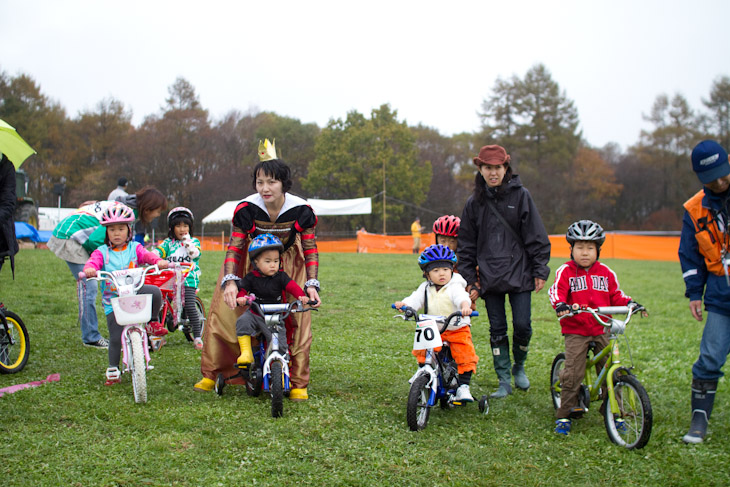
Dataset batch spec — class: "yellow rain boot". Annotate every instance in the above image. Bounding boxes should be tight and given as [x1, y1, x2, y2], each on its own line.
[194, 377, 214, 392]
[237, 335, 253, 366]
[290, 388, 308, 401]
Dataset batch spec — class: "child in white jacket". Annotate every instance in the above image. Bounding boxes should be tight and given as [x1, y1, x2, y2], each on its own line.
[395, 244, 479, 402]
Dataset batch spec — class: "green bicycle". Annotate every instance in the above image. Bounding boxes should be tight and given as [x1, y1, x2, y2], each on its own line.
[550, 304, 652, 449]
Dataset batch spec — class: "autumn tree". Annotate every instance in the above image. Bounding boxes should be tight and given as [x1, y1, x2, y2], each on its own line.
[66, 98, 133, 205]
[630, 93, 701, 229]
[479, 64, 581, 232]
[303, 104, 429, 234]
[703, 75, 730, 149]
[0, 70, 73, 206]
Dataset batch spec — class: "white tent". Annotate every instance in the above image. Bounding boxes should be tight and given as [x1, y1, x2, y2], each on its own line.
[202, 197, 371, 224]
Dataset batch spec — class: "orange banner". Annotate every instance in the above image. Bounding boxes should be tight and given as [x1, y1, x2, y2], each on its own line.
[197, 233, 680, 261]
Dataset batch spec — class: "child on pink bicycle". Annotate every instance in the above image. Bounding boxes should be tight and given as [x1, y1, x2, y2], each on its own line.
[83, 204, 169, 385]
[153, 207, 203, 349]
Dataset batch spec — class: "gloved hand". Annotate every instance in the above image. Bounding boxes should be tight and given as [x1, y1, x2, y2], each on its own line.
[555, 302, 571, 317]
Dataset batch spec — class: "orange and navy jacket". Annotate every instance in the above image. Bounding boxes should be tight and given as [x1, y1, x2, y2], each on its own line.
[679, 188, 730, 315]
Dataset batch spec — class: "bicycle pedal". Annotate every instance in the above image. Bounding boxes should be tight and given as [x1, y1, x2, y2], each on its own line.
[568, 407, 586, 419]
[235, 363, 250, 371]
[452, 401, 463, 406]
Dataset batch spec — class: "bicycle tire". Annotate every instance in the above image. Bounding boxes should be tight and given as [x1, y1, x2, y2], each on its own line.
[270, 361, 284, 418]
[604, 374, 652, 449]
[129, 331, 148, 403]
[406, 374, 431, 431]
[214, 373, 226, 396]
[183, 296, 206, 342]
[549, 353, 565, 410]
[0, 310, 29, 374]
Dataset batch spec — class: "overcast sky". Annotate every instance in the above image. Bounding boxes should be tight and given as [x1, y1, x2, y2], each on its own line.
[1, 0, 729, 151]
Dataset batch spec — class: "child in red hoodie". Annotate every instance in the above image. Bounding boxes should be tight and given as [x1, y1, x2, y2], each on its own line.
[548, 220, 644, 435]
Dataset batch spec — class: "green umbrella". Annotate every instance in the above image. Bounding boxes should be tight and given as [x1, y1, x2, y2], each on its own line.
[0, 118, 36, 169]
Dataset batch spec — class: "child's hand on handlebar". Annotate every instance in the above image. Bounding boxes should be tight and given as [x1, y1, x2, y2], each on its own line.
[236, 294, 253, 307]
[394, 301, 406, 310]
[83, 267, 97, 278]
[460, 301, 472, 317]
[157, 260, 169, 270]
[555, 302, 571, 317]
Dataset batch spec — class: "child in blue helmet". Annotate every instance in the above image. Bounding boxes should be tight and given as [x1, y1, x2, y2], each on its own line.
[395, 244, 479, 402]
[234, 233, 310, 366]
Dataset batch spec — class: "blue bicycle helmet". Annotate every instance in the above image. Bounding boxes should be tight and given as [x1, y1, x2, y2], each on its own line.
[418, 244, 457, 273]
[248, 233, 285, 261]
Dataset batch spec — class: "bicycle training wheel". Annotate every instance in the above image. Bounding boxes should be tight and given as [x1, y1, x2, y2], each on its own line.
[129, 331, 148, 403]
[270, 361, 284, 418]
[0, 310, 30, 374]
[406, 374, 431, 431]
[549, 353, 565, 410]
[604, 375, 652, 449]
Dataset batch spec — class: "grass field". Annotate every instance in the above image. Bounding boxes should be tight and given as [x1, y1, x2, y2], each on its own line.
[1, 249, 728, 486]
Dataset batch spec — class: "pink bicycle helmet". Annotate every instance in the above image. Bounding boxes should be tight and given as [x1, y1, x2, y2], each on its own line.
[433, 215, 460, 237]
[101, 204, 136, 227]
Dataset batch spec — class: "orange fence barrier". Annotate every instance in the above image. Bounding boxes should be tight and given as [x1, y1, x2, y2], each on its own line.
[199, 233, 681, 262]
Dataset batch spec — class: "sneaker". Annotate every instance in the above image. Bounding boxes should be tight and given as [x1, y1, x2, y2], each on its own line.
[84, 337, 109, 349]
[554, 419, 571, 435]
[615, 418, 628, 435]
[454, 384, 475, 403]
[146, 321, 168, 337]
[105, 367, 121, 386]
[193, 337, 203, 350]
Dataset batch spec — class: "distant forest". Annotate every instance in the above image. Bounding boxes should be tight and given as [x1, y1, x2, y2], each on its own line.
[2, 63, 729, 236]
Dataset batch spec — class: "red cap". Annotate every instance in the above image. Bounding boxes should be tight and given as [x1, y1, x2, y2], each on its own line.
[473, 145, 510, 166]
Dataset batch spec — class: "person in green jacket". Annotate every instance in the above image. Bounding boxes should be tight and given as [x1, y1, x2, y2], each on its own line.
[48, 201, 123, 348]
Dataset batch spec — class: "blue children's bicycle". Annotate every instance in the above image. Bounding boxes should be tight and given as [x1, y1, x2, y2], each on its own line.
[215, 297, 318, 418]
[393, 304, 480, 431]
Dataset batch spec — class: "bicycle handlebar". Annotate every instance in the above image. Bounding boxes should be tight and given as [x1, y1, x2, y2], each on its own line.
[79, 264, 165, 292]
[239, 294, 319, 320]
[561, 303, 644, 330]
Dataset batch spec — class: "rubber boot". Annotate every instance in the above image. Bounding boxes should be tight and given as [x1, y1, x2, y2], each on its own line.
[683, 379, 718, 444]
[490, 339, 512, 398]
[236, 335, 253, 366]
[511, 336, 530, 391]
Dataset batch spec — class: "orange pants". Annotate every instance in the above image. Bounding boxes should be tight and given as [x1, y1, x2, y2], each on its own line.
[412, 326, 479, 374]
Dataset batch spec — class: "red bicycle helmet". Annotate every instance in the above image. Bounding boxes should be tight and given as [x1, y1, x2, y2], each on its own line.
[433, 215, 460, 237]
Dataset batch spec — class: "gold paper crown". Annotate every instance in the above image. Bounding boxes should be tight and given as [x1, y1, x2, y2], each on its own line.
[258, 138, 278, 162]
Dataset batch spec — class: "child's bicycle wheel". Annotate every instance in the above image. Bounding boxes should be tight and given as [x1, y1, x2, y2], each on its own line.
[269, 361, 284, 418]
[128, 331, 148, 403]
[0, 309, 30, 374]
[406, 374, 431, 431]
[604, 374, 652, 449]
[182, 296, 206, 342]
[549, 352, 590, 413]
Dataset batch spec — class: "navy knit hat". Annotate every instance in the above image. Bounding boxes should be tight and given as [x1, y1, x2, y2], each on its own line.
[691, 140, 730, 184]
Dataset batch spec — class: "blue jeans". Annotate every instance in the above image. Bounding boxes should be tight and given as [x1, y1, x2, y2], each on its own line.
[483, 291, 533, 344]
[66, 261, 103, 344]
[692, 310, 730, 380]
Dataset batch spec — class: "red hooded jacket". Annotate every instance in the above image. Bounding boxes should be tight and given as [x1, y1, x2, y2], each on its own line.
[548, 260, 632, 336]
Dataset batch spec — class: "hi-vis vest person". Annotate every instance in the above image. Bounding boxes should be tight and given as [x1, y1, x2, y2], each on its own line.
[684, 191, 728, 277]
